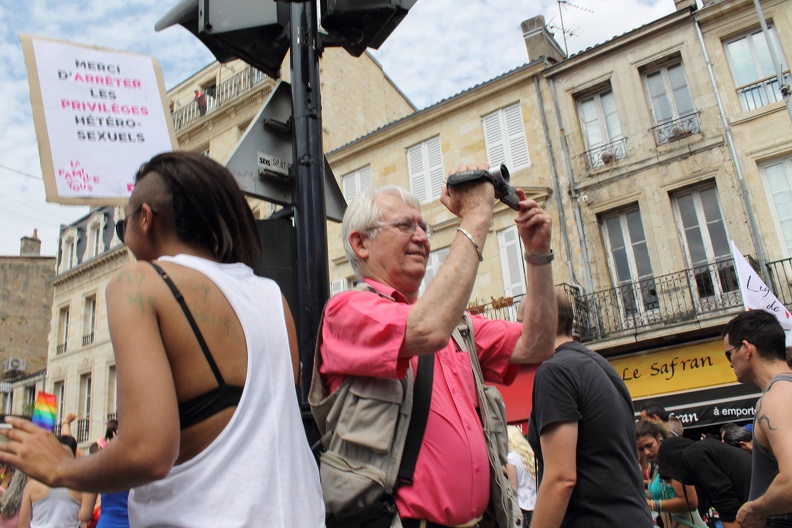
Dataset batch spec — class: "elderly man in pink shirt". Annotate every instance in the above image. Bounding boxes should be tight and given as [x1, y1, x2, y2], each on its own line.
[317, 165, 557, 528]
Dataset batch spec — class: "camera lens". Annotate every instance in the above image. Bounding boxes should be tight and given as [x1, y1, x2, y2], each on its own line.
[488, 163, 510, 183]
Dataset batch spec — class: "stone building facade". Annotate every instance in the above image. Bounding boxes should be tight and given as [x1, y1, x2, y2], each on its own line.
[42, 0, 792, 438]
[0, 232, 55, 415]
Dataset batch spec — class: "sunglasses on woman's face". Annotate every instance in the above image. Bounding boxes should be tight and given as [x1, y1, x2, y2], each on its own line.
[115, 204, 158, 243]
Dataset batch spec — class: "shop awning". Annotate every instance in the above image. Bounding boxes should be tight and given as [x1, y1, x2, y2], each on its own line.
[633, 383, 761, 429]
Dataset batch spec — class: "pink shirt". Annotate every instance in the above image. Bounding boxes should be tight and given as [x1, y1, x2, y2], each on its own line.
[320, 279, 521, 525]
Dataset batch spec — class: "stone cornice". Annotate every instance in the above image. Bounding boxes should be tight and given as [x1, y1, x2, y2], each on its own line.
[51, 245, 130, 287]
[327, 63, 545, 165]
[543, 9, 692, 77]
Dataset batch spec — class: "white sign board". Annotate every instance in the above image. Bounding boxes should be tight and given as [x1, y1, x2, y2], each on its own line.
[20, 35, 178, 205]
[730, 240, 792, 347]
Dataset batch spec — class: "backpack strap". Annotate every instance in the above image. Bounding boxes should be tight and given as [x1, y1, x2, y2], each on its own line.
[397, 354, 433, 486]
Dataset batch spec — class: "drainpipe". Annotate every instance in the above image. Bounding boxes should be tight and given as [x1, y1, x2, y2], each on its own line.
[545, 67, 596, 296]
[752, 0, 792, 124]
[534, 73, 582, 296]
[694, 18, 770, 282]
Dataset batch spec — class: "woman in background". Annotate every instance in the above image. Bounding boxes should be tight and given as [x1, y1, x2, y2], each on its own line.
[507, 425, 537, 527]
[636, 420, 707, 528]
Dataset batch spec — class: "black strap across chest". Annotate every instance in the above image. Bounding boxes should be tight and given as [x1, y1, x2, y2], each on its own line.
[148, 261, 243, 429]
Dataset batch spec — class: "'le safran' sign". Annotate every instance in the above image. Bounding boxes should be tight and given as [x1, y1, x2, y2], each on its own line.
[609, 340, 737, 399]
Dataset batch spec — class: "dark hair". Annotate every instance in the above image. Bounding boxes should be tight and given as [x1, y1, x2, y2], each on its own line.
[721, 423, 752, 447]
[134, 151, 261, 267]
[105, 419, 118, 441]
[57, 435, 78, 456]
[640, 400, 669, 422]
[721, 310, 786, 362]
[635, 419, 670, 442]
[88, 442, 101, 455]
[657, 435, 694, 483]
[556, 288, 575, 337]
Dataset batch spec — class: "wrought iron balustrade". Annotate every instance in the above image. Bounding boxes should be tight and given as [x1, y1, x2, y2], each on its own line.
[652, 113, 700, 146]
[56, 343, 67, 355]
[764, 256, 792, 307]
[82, 333, 94, 346]
[583, 137, 627, 170]
[467, 259, 746, 343]
[76, 418, 90, 443]
[106, 412, 117, 422]
[737, 71, 791, 112]
[171, 66, 268, 132]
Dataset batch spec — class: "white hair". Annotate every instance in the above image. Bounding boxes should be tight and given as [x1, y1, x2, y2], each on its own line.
[341, 186, 421, 276]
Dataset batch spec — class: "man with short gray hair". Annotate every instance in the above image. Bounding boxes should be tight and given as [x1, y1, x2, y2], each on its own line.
[312, 166, 557, 527]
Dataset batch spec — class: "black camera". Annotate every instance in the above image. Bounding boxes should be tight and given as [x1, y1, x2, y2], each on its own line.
[446, 163, 520, 211]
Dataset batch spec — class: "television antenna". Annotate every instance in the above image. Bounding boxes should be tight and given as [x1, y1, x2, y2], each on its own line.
[556, 0, 593, 56]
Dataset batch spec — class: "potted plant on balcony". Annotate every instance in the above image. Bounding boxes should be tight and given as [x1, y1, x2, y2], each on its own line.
[467, 299, 486, 315]
[491, 296, 513, 310]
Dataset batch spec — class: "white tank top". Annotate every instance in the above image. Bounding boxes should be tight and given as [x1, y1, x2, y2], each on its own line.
[30, 487, 80, 528]
[128, 255, 324, 527]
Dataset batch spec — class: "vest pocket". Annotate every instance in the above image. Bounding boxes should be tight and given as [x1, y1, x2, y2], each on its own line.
[335, 377, 404, 453]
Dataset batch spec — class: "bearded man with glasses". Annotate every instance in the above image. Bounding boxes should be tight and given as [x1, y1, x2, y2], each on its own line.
[310, 164, 557, 528]
[722, 310, 792, 528]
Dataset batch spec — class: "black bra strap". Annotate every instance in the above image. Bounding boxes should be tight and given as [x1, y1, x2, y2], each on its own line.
[148, 261, 226, 386]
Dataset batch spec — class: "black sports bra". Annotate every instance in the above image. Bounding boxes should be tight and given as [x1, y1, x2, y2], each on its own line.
[149, 262, 244, 430]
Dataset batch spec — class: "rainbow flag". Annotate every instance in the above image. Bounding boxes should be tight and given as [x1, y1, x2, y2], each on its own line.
[31, 392, 57, 432]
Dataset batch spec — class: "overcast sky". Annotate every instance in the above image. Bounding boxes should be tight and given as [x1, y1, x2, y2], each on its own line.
[0, 0, 677, 257]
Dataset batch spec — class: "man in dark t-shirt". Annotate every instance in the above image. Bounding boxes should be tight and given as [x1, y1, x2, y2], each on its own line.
[527, 288, 653, 528]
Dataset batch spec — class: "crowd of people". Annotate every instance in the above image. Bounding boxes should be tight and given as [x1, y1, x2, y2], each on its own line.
[0, 151, 787, 528]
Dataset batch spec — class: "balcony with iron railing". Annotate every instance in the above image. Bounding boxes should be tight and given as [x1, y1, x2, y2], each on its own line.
[583, 137, 627, 171]
[736, 71, 791, 112]
[56, 343, 67, 355]
[82, 332, 94, 346]
[76, 418, 90, 443]
[467, 258, 768, 345]
[107, 412, 117, 423]
[170, 66, 268, 132]
[651, 113, 701, 146]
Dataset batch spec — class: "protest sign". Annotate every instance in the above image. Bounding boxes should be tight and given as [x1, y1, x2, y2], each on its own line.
[730, 240, 792, 347]
[20, 34, 177, 205]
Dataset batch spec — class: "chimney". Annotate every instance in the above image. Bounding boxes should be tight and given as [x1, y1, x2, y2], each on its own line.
[521, 15, 566, 63]
[20, 229, 42, 256]
[674, 0, 695, 10]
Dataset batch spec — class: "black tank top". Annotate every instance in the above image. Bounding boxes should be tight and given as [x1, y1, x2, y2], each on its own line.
[149, 262, 244, 430]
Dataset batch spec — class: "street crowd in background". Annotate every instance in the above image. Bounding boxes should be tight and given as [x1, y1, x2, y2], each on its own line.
[0, 152, 788, 528]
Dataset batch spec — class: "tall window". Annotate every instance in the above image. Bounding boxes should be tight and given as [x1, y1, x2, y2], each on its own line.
[342, 165, 372, 203]
[672, 185, 737, 303]
[497, 225, 527, 298]
[407, 137, 444, 204]
[601, 208, 658, 320]
[24, 386, 36, 415]
[57, 306, 70, 355]
[54, 381, 65, 427]
[107, 365, 117, 421]
[89, 222, 102, 258]
[482, 104, 530, 170]
[577, 88, 625, 168]
[644, 62, 696, 124]
[83, 295, 96, 346]
[725, 26, 790, 111]
[61, 237, 76, 271]
[762, 156, 792, 256]
[419, 247, 449, 297]
[78, 373, 92, 443]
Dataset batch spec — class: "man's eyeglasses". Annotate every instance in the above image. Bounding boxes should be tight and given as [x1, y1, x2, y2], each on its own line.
[371, 219, 433, 238]
[725, 343, 743, 362]
[115, 204, 159, 243]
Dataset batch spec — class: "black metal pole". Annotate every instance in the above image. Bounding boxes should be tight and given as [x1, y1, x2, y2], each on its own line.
[290, 0, 329, 403]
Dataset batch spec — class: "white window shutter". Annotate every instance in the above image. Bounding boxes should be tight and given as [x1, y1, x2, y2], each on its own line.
[426, 137, 445, 201]
[419, 247, 449, 296]
[498, 226, 526, 297]
[342, 165, 372, 203]
[359, 165, 371, 194]
[482, 112, 505, 167]
[504, 104, 530, 169]
[330, 278, 348, 296]
[407, 144, 427, 203]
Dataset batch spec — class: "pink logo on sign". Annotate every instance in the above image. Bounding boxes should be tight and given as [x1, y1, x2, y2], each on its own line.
[57, 160, 100, 192]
